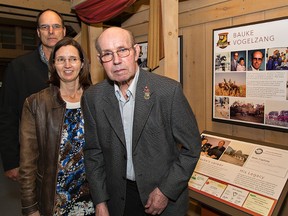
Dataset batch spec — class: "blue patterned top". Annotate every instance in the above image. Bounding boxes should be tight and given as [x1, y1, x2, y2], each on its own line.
[54, 101, 95, 215]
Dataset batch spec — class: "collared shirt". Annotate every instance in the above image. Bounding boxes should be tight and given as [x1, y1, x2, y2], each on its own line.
[251, 66, 260, 71]
[114, 69, 139, 181]
[38, 44, 50, 78]
[39, 44, 49, 66]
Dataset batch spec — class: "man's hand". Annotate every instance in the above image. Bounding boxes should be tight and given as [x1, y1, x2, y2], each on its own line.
[95, 202, 109, 216]
[145, 187, 168, 215]
[4, 167, 19, 181]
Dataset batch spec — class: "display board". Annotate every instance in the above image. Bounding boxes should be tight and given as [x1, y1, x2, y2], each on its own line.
[212, 17, 288, 131]
[189, 131, 288, 216]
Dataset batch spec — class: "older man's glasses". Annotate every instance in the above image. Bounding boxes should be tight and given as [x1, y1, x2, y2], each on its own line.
[38, 24, 63, 31]
[99, 47, 134, 63]
[54, 56, 81, 65]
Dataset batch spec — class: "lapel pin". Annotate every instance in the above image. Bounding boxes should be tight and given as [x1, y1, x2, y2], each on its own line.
[143, 86, 150, 100]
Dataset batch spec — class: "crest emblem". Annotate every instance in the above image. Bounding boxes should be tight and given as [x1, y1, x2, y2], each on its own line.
[217, 32, 230, 49]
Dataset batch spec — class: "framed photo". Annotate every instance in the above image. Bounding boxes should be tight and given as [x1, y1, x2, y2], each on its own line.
[138, 41, 149, 71]
[212, 17, 288, 131]
[137, 36, 183, 84]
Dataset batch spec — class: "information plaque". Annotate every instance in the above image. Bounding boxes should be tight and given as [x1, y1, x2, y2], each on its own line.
[189, 131, 288, 216]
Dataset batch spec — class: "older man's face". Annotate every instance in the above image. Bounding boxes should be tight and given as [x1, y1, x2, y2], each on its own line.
[252, 51, 263, 70]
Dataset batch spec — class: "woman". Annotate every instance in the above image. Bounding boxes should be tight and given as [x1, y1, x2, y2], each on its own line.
[236, 57, 246, 71]
[19, 37, 95, 216]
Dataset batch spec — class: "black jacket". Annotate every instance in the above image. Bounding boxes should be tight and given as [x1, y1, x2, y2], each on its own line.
[0, 48, 49, 171]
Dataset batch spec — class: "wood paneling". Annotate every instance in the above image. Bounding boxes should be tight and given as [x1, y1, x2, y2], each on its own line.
[179, 0, 288, 28]
[87, 25, 105, 84]
[125, 23, 149, 38]
[179, 0, 229, 13]
[182, 25, 206, 131]
[0, 5, 78, 23]
[124, 0, 288, 147]
[161, 0, 178, 80]
[122, 7, 149, 27]
[1, 0, 73, 15]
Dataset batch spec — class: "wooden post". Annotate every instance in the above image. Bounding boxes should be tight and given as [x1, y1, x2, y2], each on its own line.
[88, 24, 105, 84]
[161, 0, 178, 81]
[80, 22, 90, 60]
[76, 22, 105, 84]
[147, 0, 161, 70]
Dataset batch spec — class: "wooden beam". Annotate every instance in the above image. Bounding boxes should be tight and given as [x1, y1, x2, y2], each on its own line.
[179, 0, 228, 13]
[0, 48, 30, 58]
[73, 24, 105, 84]
[179, 0, 288, 28]
[71, 0, 87, 8]
[0, 5, 79, 24]
[1, 0, 74, 15]
[122, 7, 149, 27]
[88, 24, 105, 84]
[161, 0, 178, 81]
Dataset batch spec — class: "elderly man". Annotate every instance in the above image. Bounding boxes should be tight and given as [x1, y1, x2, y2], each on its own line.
[82, 27, 201, 216]
[248, 50, 264, 71]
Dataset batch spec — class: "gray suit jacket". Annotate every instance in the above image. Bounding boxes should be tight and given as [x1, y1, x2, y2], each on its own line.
[82, 69, 201, 216]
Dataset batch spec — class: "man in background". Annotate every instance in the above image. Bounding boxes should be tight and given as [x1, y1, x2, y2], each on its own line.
[0, 9, 66, 180]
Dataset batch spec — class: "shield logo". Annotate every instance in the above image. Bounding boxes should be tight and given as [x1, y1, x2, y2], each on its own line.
[217, 32, 230, 49]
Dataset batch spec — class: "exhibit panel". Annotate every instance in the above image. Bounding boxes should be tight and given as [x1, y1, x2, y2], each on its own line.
[189, 131, 288, 216]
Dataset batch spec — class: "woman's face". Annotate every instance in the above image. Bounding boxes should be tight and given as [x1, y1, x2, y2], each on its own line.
[54, 45, 83, 85]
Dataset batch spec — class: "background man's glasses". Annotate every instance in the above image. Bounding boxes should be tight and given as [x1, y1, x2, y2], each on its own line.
[253, 58, 262, 61]
[54, 56, 81, 65]
[99, 47, 134, 63]
[38, 24, 63, 31]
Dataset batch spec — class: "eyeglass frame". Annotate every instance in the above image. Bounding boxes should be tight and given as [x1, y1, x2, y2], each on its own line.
[98, 45, 136, 63]
[38, 24, 63, 31]
[54, 56, 82, 65]
[252, 57, 263, 61]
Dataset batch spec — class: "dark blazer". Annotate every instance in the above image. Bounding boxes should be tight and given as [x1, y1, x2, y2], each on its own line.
[0, 48, 49, 171]
[82, 69, 201, 216]
[231, 59, 237, 71]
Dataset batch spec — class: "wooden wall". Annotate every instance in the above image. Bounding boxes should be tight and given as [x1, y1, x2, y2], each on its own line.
[122, 0, 288, 147]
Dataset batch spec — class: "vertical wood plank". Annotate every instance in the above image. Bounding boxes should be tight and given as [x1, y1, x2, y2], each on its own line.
[182, 25, 206, 132]
[88, 24, 105, 84]
[161, 0, 178, 80]
[147, 0, 161, 70]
